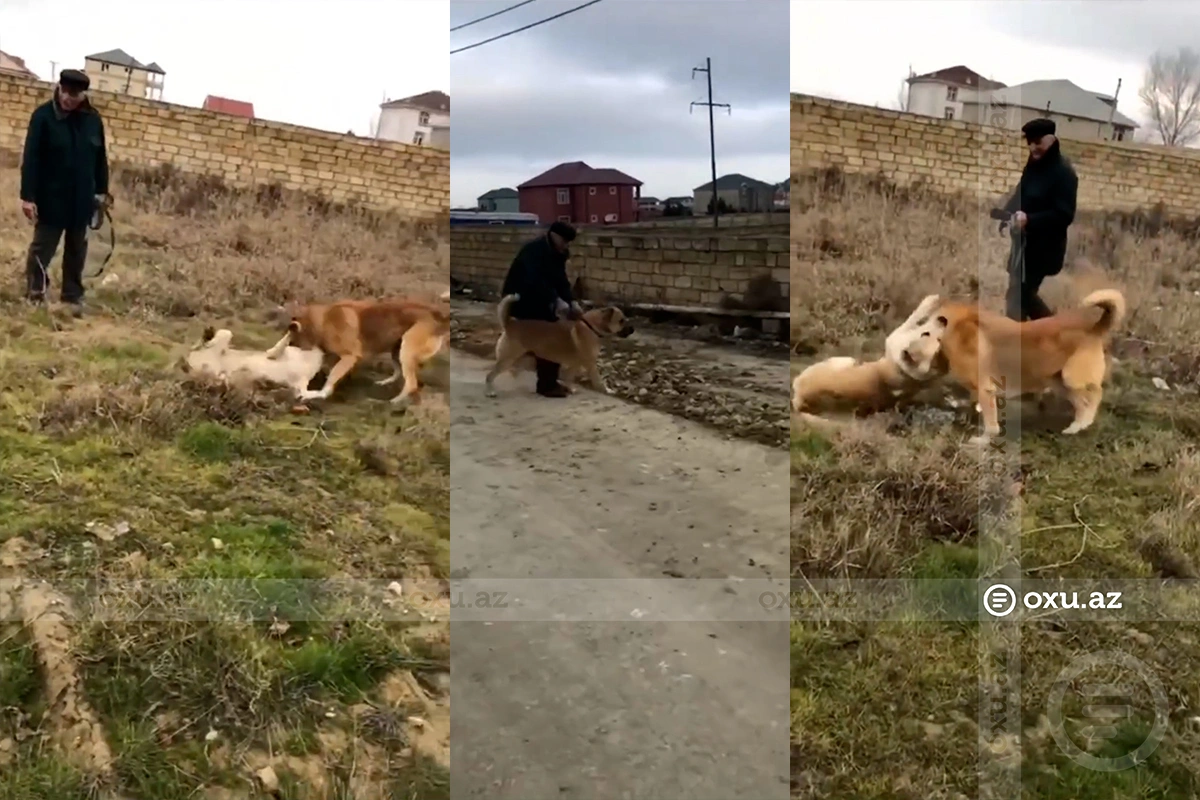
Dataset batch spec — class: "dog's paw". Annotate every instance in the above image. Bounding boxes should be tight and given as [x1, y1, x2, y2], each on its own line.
[485, 388, 498, 398]
[967, 434, 992, 447]
[1062, 421, 1088, 435]
[297, 389, 325, 402]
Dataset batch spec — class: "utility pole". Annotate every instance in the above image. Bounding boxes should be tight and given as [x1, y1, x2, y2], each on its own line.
[691, 57, 730, 229]
[50, 60, 59, 81]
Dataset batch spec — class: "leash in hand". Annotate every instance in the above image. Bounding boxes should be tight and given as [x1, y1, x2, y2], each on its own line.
[30, 194, 116, 294]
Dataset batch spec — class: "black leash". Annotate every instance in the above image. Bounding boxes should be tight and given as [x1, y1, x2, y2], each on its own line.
[31, 195, 115, 294]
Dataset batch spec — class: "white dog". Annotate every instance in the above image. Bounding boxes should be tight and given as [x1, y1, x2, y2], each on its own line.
[183, 326, 325, 399]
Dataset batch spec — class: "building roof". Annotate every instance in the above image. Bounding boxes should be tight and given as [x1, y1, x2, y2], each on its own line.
[519, 161, 642, 189]
[381, 91, 449, 112]
[976, 79, 1139, 129]
[479, 187, 518, 200]
[638, 196, 661, 204]
[0, 50, 37, 79]
[85, 49, 165, 74]
[909, 65, 1006, 91]
[694, 173, 776, 192]
[203, 95, 255, 118]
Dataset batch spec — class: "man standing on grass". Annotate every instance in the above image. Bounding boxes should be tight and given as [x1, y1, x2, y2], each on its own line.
[1001, 117, 1079, 321]
[19, 68, 110, 317]
[501, 220, 584, 398]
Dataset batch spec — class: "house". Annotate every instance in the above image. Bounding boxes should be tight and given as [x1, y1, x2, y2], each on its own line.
[84, 49, 165, 100]
[477, 188, 520, 213]
[0, 50, 37, 79]
[203, 95, 255, 119]
[377, 90, 449, 147]
[961, 79, 1139, 142]
[906, 65, 1006, 121]
[773, 180, 790, 210]
[693, 174, 777, 214]
[518, 161, 643, 226]
[636, 195, 663, 219]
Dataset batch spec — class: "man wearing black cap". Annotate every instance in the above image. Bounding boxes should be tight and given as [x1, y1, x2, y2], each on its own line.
[18, 68, 110, 314]
[999, 117, 1078, 321]
[500, 220, 584, 398]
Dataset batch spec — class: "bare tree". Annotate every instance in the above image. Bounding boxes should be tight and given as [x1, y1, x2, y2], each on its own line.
[1139, 46, 1200, 146]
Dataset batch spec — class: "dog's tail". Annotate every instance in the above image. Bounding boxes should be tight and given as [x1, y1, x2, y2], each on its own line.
[497, 293, 519, 330]
[439, 289, 450, 301]
[1079, 288, 1126, 336]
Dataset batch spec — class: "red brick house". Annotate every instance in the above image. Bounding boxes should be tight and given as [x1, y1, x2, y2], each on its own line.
[203, 95, 255, 119]
[518, 161, 643, 226]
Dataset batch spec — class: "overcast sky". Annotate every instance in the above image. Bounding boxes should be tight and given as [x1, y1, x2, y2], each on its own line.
[0, 0, 449, 136]
[790, 0, 1200, 133]
[450, 0, 789, 208]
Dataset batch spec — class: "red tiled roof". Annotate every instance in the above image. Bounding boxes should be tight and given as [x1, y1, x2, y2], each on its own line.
[909, 65, 1006, 91]
[518, 161, 642, 189]
[203, 95, 255, 119]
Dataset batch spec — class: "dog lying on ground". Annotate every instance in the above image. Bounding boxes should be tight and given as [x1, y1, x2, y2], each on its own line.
[791, 294, 946, 424]
[932, 288, 1126, 444]
[285, 291, 451, 404]
[182, 327, 325, 398]
[484, 293, 634, 397]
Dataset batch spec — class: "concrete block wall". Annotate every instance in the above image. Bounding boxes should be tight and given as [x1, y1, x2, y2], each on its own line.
[791, 93, 1200, 214]
[0, 73, 447, 218]
[451, 227, 790, 310]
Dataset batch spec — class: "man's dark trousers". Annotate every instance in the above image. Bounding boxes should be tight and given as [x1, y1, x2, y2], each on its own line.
[26, 223, 87, 303]
[535, 358, 561, 394]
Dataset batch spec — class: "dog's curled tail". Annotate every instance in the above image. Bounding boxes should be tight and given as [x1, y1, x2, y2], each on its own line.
[439, 290, 451, 301]
[497, 293, 519, 329]
[1080, 288, 1126, 336]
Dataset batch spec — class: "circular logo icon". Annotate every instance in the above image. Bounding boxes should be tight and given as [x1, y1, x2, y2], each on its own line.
[1047, 650, 1169, 772]
[983, 584, 1017, 617]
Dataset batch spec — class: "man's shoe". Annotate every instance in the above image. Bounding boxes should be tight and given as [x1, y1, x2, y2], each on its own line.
[536, 384, 569, 398]
[26, 293, 45, 305]
[63, 301, 84, 318]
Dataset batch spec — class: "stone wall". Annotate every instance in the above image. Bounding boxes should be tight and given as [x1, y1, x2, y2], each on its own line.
[451, 227, 790, 311]
[791, 93, 1200, 214]
[0, 73, 447, 218]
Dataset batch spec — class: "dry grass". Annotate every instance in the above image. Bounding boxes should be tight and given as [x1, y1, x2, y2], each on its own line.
[790, 169, 1200, 799]
[0, 162, 449, 798]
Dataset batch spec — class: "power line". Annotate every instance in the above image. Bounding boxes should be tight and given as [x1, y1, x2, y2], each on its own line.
[451, 0, 539, 33]
[451, 0, 605, 56]
[690, 58, 731, 229]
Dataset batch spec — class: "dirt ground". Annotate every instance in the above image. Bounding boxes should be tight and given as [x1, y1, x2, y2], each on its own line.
[450, 349, 791, 799]
[450, 298, 790, 447]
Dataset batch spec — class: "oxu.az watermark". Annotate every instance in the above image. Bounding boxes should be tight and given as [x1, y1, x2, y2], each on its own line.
[449, 591, 509, 609]
[983, 584, 1122, 617]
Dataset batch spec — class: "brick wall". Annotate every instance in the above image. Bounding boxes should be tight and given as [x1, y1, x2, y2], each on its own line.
[623, 212, 788, 229]
[0, 73, 447, 218]
[451, 226, 790, 311]
[791, 93, 1200, 214]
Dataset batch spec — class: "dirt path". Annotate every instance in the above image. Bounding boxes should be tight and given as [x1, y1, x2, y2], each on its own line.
[450, 298, 790, 447]
[450, 351, 790, 799]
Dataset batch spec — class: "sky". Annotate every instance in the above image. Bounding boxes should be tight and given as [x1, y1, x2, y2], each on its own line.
[0, 0, 449, 136]
[450, 0, 790, 208]
[790, 0, 1200, 137]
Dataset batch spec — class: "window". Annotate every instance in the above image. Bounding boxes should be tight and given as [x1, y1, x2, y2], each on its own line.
[419, 111, 430, 126]
[557, 215, 571, 223]
[943, 107, 955, 120]
[100, 63, 110, 72]
[946, 86, 958, 101]
[125, 67, 132, 74]
[590, 214, 598, 223]
[588, 186, 596, 195]
[556, 189, 569, 205]
[1116, 129, 1126, 142]
[609, 186, 617, 195]
[412, 132, 425, 145]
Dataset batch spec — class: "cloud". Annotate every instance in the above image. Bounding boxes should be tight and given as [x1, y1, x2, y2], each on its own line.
[450, 0, 789, 205]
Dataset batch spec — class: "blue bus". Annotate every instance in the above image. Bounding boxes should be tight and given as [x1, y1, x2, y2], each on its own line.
[450, 210, 541, 227]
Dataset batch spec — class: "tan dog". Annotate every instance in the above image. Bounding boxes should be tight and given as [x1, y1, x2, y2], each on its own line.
[286, 292, 450, 404]
[791, 294, 946, 423]
[484, 294, 634, 397]
[182, 326, 325, 398]
[933, 288, 1125, 444]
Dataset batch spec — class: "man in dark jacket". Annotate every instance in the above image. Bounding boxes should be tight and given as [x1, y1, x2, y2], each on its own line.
[20, 69, 110, 314]
[1000, 117, 1078, 321]
[501, 221, 583, 398]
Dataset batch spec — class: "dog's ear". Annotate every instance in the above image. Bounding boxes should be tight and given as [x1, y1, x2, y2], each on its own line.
[288, 319, 302, 334]
[201, 326, 216, 343]
[936, 315, 948, 326]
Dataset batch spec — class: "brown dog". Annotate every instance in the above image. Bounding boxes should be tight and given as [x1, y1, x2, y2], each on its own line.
[484, 293, 634, 397]
[286, 293, 450, 404]
[933, 288, 1126, 444]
